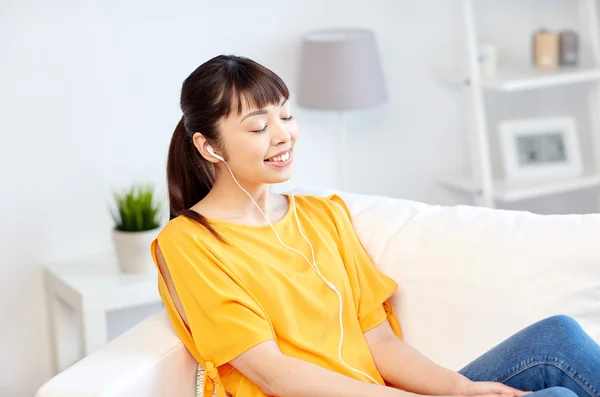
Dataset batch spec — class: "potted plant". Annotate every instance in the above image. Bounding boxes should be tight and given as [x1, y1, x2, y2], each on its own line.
[110, 183, 163, 274]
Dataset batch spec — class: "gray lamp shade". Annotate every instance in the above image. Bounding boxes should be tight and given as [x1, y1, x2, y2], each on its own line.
[297, 28, 387, 111]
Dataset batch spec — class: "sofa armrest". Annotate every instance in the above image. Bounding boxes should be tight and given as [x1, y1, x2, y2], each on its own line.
[36, 311, 198, 397]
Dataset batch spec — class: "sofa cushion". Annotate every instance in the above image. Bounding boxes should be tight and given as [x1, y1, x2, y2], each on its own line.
[338, 192, 600, 371]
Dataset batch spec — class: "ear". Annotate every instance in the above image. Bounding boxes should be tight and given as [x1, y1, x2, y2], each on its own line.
[192, 132, 221, 164]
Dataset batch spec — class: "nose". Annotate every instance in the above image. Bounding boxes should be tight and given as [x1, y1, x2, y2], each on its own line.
[271, 120, 292, 146]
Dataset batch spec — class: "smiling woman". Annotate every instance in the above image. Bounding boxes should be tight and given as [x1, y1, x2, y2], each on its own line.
[148, 54, 600, 397]
[152, 54, 405, 397]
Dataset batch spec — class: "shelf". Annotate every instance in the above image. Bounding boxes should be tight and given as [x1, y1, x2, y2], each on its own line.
[439, 173, 600, 202]
[435, 66, 600, 92]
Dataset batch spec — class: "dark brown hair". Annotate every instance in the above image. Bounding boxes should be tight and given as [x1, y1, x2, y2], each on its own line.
[167, 55, 289, 239]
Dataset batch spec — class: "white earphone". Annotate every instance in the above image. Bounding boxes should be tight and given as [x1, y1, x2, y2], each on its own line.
[212, 151, 381, 385]
[206, 145, 224, 162]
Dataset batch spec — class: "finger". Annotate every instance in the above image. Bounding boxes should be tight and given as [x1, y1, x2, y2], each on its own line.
[481, 393, 513, 397]
[507, 386, 531, 396]
[494, 385, 517, 395]
[476, 393, 512, 397]
[474, 383, 504, 394]
[494, 384, 526, 396]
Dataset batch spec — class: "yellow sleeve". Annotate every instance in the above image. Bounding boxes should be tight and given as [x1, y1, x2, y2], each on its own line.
[328, 195, 401, 335]
[154, 223, 274, 367]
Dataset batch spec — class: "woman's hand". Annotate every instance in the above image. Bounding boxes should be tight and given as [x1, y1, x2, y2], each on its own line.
[458, 381, 531, 397]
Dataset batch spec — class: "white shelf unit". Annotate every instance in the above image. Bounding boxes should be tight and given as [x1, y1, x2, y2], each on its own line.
[435, 65, 600, 92]
[436, 0, 600, 209]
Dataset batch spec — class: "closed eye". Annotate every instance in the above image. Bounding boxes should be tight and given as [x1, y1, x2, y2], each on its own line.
[250, 116, 293, 133]
[250, 125, 267, 134]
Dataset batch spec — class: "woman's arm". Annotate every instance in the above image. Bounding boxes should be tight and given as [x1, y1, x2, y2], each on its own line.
[363, 321, 528, 397]
[230, 340, 415, 397]
[363, 320, 472, 396]
[230, 338, 523, 397]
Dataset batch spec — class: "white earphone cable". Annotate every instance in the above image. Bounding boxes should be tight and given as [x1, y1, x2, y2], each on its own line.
[219, 159, 380, 385]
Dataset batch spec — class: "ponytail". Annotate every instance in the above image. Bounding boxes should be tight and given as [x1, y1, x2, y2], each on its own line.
[166, 117, 225, 242]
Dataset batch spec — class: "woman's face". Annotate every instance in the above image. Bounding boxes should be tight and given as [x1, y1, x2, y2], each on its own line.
[215, 97, 298, 185]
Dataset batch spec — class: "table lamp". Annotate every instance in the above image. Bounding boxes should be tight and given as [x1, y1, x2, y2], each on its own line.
[297, 27, 387, 190]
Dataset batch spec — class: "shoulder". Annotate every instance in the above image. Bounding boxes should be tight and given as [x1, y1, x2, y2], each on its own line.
[326, 194, 352, 219]
[152, 215, 220, 268]
[156, 214, 212, 245]
[153, 216, 235, 286]
[290, 193, 353, 223]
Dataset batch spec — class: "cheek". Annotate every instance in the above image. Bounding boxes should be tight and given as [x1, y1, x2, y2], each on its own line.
[231, 135, 269, 162]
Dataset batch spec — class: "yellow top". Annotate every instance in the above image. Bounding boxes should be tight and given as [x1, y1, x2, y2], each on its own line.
[150, 194, 402, 397]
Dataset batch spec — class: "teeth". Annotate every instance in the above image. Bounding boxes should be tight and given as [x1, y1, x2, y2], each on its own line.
[267, 152, 290, 162]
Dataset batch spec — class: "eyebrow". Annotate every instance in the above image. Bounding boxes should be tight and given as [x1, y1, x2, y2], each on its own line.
[240, 98, 289, 123]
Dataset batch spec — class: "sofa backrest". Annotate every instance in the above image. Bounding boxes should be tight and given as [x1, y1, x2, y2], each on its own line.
[339, 191, 600, 370]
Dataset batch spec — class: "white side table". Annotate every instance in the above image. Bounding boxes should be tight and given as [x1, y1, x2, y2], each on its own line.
[44, 252, 162, 374]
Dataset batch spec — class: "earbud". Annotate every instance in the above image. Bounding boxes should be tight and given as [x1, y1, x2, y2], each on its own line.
[206, 145, 224, 162]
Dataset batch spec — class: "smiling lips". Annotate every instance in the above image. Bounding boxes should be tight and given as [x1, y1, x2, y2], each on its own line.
[264, 149, 293, 168]
[265, 151, 291, 163]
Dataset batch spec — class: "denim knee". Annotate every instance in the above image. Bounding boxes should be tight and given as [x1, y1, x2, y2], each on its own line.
[541, 315, 580, 328]
[535, 315, 584, 339]
[535, 386, 578, 397]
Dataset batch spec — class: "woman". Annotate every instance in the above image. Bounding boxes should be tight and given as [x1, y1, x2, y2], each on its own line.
[151, 55, 600, 397]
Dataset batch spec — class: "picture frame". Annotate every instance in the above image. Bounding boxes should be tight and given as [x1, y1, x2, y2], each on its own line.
[498, 116, 583, 182]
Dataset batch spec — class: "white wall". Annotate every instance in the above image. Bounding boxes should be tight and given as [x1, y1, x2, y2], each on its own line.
[1, 0, 598, 395]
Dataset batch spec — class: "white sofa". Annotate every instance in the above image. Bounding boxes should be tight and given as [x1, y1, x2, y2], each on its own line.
[36, 191, 600, 397]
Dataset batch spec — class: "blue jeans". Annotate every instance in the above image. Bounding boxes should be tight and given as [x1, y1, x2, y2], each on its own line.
[459, 315, 600, 397]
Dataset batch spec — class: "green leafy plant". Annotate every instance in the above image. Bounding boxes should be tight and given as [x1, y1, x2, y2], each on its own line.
[110, 183, 162, 232]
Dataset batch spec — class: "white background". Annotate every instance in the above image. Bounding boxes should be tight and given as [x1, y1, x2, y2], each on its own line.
[1, 0, 599, 395]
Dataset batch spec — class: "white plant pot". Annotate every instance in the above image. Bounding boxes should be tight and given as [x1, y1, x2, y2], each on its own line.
[112, 228, 159, 274]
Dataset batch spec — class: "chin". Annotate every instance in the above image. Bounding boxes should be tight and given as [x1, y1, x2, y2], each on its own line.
[267, 174, 293, 184]
[264, 168, 294, 184]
